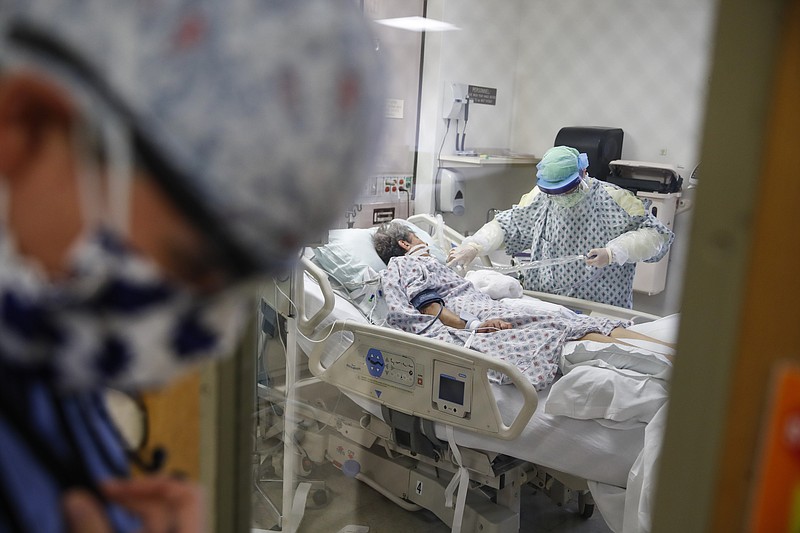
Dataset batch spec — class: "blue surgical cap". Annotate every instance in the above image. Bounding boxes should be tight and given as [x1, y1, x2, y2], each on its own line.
[0, 0, 384, 275]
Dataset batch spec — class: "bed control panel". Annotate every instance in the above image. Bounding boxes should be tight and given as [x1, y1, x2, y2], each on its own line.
[317, 331, 508, 436]
[365, 348, 417, 388]
[432, 360, 473, 418]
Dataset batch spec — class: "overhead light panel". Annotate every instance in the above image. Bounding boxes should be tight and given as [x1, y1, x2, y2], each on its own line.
[375, 16, 459, 32]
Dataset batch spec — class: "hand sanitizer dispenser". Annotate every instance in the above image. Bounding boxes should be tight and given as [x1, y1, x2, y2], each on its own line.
[437, 168, 465, 215]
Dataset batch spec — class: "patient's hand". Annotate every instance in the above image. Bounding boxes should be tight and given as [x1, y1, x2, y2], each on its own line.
[476, 319, 512, 333]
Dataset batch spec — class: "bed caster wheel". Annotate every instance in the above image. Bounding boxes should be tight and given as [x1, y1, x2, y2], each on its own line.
[312, 488, 329, 507]
[300, 457, 314, 477]
[577, 492, 595, 519]
[305, 485, 331, 510]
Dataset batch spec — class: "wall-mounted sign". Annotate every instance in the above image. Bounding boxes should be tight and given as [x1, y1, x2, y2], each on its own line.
[468, 85, 497, 105]
[372, 207, 395, 224]
[385, 98, 405, 119]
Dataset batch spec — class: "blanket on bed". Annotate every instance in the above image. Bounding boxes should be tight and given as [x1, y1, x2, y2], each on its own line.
[544, 316, 678, 533]
[379, 255, 628, 390]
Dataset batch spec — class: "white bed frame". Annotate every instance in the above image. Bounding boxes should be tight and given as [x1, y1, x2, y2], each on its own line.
[254, 215, 660, 533]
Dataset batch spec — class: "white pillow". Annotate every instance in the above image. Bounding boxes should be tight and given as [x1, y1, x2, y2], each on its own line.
[312, 221, 447, 287]
[312, 228, 385, 287]
[544, 365, 668, 424]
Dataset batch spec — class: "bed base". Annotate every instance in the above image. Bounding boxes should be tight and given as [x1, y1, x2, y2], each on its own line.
[255, 374, 595, 532]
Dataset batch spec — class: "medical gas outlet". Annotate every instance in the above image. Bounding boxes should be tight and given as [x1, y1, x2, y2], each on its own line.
[361, 175, 413, 196]
[343, 175, 413, 228]
[381, 175, 411, 194]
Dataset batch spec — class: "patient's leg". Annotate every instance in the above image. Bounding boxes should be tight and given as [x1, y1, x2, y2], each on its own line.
[609, 328, 676, 350]
[579, 329, 675, 362]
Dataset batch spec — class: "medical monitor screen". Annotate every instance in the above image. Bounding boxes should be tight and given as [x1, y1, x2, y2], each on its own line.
[438, 374, 465, 405]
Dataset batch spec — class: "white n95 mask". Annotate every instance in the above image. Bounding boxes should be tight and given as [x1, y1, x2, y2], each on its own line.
[550, 179, 589, 208]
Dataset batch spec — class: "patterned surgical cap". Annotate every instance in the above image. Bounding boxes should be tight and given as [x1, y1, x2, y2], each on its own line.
[0, 0, 384, 275]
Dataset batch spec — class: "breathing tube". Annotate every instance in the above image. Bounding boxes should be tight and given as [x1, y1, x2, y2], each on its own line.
[468, 254, 586, 274]
[405, 243, 429, 257]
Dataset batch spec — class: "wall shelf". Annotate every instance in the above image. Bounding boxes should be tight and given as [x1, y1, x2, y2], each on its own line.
[439, 153, 539, 167]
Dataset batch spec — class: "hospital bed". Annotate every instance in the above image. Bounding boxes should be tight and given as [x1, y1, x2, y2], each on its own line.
[255, 215, 675, 533]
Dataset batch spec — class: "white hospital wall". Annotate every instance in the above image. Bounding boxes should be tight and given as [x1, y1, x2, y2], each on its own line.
[368, 0, 425, 175]
[416, 0, 716, 315]
[507, 0, 716, 316]
[416, 0, 525, 216]
[418, 0, 716, 208]
[510, 0, 717, 169]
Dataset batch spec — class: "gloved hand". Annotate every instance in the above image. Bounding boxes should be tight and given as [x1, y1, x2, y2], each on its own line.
[586, 248, 612, 268]
[447, 242, 481, 267]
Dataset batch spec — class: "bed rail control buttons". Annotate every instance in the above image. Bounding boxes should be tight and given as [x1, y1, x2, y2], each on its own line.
[365, 348, 416, 388]
[366, 348, 385, 377]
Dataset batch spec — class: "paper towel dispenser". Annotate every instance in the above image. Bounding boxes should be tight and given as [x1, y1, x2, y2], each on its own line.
[608, 160, 682, 194]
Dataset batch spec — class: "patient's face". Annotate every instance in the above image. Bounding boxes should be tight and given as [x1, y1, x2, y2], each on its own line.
[407, 233, 425, 248]
[401, 232, 429, 256]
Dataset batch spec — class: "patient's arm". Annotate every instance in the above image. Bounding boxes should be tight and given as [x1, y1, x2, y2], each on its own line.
[419, 303, 512, 332]
[420, 302, 467, 328]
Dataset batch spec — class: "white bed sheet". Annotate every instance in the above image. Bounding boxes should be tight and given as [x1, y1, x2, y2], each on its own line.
[294, 274, 675, 488]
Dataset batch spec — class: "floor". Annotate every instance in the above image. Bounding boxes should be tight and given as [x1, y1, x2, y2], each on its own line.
[252, 461, 613, 533]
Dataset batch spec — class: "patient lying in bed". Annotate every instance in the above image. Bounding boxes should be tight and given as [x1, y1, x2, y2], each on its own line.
[373, 222, 673, 390]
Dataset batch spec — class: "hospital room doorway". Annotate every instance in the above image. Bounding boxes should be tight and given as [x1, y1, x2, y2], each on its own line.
[244, 1, 717, 532]
[157, 0, 800, 532]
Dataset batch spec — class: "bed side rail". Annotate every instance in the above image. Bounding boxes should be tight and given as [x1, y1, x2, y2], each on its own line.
[407, 213, 467, 247]
[522, 290, 661, 323]
[261, 257, 338, 335]
[296, 257, 336, 332]
[407, 214, 494, 268]
[307, 321, 538, 441]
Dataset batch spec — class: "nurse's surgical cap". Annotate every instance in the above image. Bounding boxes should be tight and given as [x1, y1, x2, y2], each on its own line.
[0, 0, 384, 276]
[536, 146, 590, 195]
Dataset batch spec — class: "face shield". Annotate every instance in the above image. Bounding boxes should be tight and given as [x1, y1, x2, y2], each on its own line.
[549, 178, 589, 208]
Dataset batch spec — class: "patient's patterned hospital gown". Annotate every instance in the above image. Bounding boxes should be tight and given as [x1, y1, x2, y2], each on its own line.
[379, 255, 628, 390]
